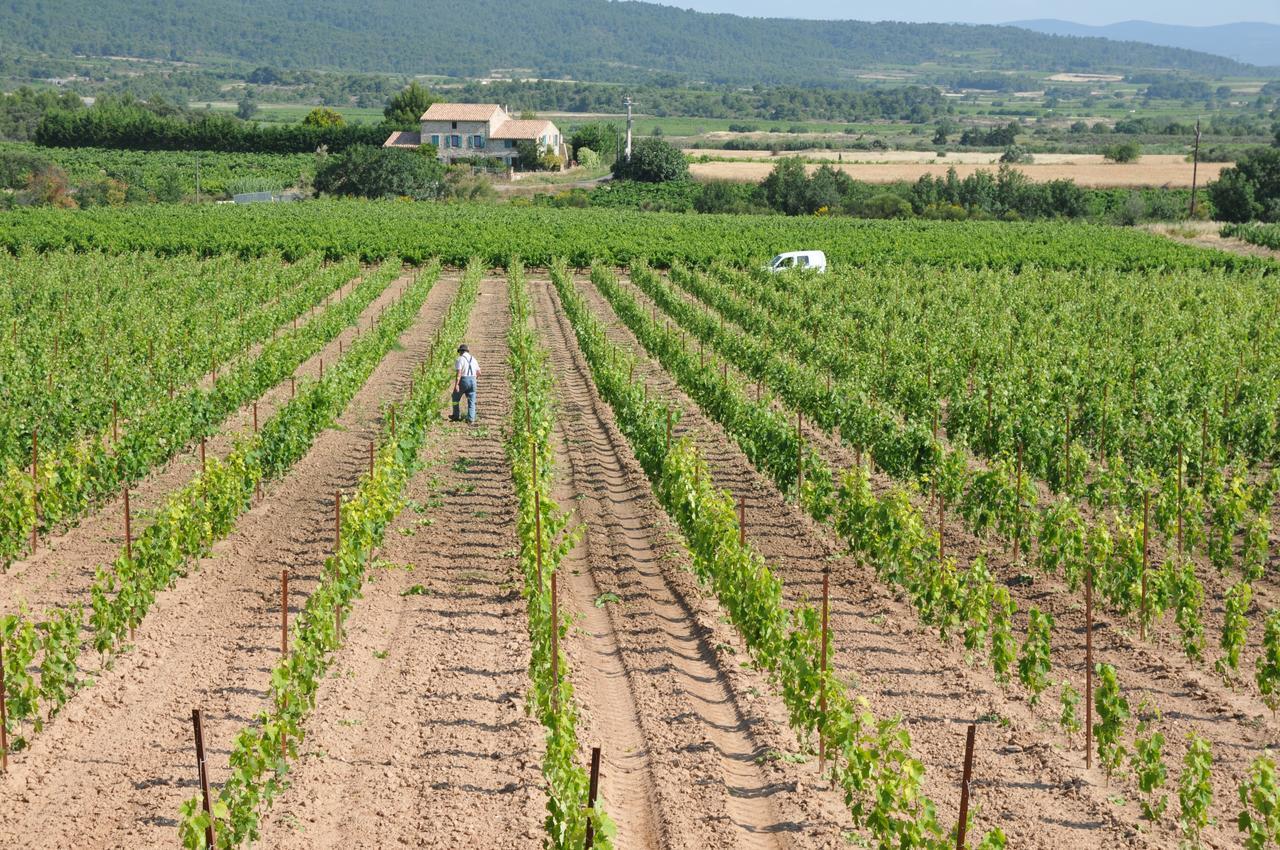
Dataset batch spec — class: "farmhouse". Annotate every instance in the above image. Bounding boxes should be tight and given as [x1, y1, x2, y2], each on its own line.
[383, 103, 567, 167]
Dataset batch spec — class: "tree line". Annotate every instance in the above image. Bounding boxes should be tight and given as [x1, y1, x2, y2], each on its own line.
[35, 99, 389, 153]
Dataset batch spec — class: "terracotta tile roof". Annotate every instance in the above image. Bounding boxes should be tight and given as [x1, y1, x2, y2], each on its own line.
[491, 119, 555, 140]
[420, 103, 504, 122]
[382, 130, 422, 148]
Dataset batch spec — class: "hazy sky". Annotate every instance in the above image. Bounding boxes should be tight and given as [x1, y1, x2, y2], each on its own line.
[665, 1, 1280, 25]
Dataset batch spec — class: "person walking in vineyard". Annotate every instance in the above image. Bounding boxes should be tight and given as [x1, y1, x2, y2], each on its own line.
[452, 343, 480, 424]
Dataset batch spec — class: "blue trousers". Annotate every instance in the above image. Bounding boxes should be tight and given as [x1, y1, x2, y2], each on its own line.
[452, 376, 477, 422]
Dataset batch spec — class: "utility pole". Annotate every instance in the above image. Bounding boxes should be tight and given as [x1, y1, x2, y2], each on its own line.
[1189, 118, 1201, 218]
[624, 96, 634, 163]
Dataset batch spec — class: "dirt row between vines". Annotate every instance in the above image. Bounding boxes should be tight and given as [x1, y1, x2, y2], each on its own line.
[632, 268, 1279, 848]
[0, 266, 404, 620]
[529, 276, 855, 849]
[255, 276, 548, 848]
[0, 271, 458, 848]
[577, 270, 1165, 849]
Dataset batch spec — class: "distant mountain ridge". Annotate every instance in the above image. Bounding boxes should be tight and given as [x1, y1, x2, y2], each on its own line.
[0, 0, 1273, 85]
[1010, 19, 1280, 69]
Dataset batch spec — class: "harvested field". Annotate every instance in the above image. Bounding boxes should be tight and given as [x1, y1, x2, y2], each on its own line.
[688, 154, 1222, 188]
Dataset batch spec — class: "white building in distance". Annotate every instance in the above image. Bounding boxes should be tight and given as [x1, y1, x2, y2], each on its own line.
[383, 103, 566, 167]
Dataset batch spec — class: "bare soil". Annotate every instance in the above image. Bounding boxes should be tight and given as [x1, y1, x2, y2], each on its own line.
[531, 276, 854, 848]
[255, 276, 548, 848]
[0, 272, 460, 847]
[580, 270, 1181, 848]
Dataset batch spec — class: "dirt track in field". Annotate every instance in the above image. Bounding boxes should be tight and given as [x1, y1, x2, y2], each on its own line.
[531, 276, 854, 849]
[0, 272, 458, 848]
[1144, 221, 1280, 261]
[578, 270, 1179, 849]
[632, 269, 1280, 849]
[0, 268, 392, 622]
[256, 276, 548, 848]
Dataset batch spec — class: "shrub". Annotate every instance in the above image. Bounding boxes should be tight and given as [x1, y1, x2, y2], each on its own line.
[314, 145, 445, 200]
[612, 137, 688, 183]
[1103, 142, 1142, 163]
[1000, 145, 1034, 164]
[857, 193, 913, 219]
[302, 108, 346, 128]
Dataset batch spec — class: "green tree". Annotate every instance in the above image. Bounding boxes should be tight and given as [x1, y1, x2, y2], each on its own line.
[1209, 166, 1261, 222]
[302, 107, 346, 128]
[384, 82, 440, 128]
[314, 145, 445, 200]
[154, 168, 184, 203]
[570, 123, 620, 163]
[1103, 141, 1141, 163]
[1208, 147, 1280, 222]
[515, 140, 545, 171]
[612, 137, 688, 183]
[760, 156, 810, 215]
[235, 95, 259, 122]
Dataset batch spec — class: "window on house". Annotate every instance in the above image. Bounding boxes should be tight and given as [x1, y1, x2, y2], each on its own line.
[473, 134, 484, 149]
[430, 134, 440, 147]
[505, 139, 514, 148]
[451, 121, 457, 130]
[451, 135, 461, 148]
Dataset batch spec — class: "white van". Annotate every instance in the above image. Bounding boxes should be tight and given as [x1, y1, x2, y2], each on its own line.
[767, 250, 827, 274]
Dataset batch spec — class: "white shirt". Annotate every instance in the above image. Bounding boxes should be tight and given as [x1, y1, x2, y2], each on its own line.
[455, 352, 479, 378]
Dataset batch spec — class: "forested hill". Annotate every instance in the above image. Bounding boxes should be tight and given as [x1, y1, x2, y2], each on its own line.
[3, 0, 1270, 84]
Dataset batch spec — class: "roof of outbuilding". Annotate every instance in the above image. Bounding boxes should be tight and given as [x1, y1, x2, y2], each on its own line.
[382, 130, 423, 148]
[490, 119, 555, 140]
[420, 103, 504, 122]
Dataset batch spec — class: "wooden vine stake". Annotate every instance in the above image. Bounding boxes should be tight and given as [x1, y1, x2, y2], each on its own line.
[533, 446, 544, 588]
[955, 724, 976, 850]
[1012, 443, 1023, 561]
[1176, 444, 1184, 556]
[550, 567, 560, 711]
[738, 497, 746, 547]
[252, 402, 258, 433]
[1140, 491, 1149, 641]
[123, 486, 132, 562]
[191, 708, 216, 850]
[818, 564, 830, 774]
[583, 746, 602, 849]
[938, 493, 946, 560]
[334, 491, 342, 554]
[291, 375, 296, 399]
[796, 412, 804, 498]
[30, 429, 38, 554]
[112, 400, 119, 443]
[1085, 563, 1094, 769]
[1, 640, 8, 773]
[281, 569, 289, 655]
[1201, 409, 1208, 478]
[1063, 409, 1072, 491]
